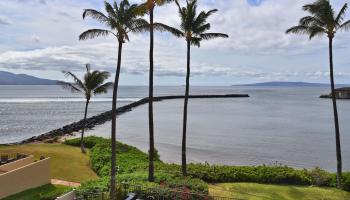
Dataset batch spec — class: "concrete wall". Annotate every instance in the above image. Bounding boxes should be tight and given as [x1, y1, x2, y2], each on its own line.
[0, 156, 34, 172]
[0, 157, 51, 199]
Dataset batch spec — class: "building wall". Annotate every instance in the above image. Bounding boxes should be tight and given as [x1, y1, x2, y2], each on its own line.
[0, 157, 51, 199]
[0, 156, 34, 172]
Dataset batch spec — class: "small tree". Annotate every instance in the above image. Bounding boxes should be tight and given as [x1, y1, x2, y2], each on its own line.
[79, 1, 148, 197]
[59, 64, 112, 153]
[286, 0, 350, 188]
[138, 0, 175, 182]
[155, 0, 228, 176]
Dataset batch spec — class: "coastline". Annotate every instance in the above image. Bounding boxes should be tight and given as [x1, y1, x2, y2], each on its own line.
[7, 94, 249, 145]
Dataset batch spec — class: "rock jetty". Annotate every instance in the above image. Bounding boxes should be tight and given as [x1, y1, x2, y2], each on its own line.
[17, 94, 249, 144]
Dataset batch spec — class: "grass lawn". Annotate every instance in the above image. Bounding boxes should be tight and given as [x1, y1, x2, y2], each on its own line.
[209, 183, 350, 200]
[2, 184, 70, 200]
[0, 143, 98, 183]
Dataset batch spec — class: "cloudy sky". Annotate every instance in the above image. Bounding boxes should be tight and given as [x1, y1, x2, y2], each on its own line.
[0, 0, 350, 85]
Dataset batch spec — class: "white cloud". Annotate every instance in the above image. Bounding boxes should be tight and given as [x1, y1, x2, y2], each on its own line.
[1, 0, 350, 84]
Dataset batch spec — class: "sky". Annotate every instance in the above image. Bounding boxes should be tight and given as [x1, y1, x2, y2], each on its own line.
[0, 0, 350, 86]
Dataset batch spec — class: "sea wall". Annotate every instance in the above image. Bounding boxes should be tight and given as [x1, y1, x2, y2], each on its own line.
[16, 94, 249, 144]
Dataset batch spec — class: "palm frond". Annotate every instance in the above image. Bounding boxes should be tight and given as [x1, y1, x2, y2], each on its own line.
[308, 26, 326, 39]
[190, 37, 202, 47]
[286, 25, 310, 35]
[93, 82, 114, 95]
[153, 23, 184, 37]
[57, 81, 82, 93]
[104, 1, 118, 19]
[200, 33, 229, 40]
[340, 19, 350, 31]
[129, 18, 150, 33]
[62, 71, 86, 92]
[336, 3, 348, 25]
[79, 29, 115, 40]
[82, 9, 109, 24]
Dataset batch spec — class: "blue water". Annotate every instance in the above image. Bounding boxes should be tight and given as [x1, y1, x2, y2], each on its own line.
[0, 85, 349, 171]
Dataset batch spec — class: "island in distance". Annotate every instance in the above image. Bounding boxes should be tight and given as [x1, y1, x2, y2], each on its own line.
[236, 81, 345, 87]
[0, 71, 58, 85]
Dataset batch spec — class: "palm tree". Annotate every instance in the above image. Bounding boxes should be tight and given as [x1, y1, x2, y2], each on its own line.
[79, 1, 148, 198]
[59, 64, 112, 154]
[286, 0, 350, 188]
[138, 0, 175, 182]
[154, 0, 228, 176]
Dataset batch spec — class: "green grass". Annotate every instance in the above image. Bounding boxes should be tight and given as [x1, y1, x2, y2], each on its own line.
[209, 183, 350, 200]
[2, 184, 70, 200]
[0, 143, 98, 183]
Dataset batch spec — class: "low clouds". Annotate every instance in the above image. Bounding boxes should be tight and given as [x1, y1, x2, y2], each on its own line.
[0, 0, 350, 84]
[0, 16, 11, 25]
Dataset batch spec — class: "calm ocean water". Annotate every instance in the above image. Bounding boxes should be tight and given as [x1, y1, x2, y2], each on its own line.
[0, 85, 349, 171]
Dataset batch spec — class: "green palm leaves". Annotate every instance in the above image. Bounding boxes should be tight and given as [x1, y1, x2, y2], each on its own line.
[79, 0, 148, 42]
[286, 0, 350, 39]
[60, 64, 112, 154]
[60, 64, 112, 100]
[155, 0, 228, 46]
[286, 0, 350, 188]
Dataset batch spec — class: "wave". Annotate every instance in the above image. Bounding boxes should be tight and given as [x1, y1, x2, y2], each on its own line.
[0, 97, 141, 103]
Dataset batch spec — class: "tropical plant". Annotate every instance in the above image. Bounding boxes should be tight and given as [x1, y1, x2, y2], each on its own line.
[138, 0, 175, 182]
[79, 0, 148, 198]
[286, 0, 350, 188]
[154, 0, 228, 176]
[59, 64, 112, 154]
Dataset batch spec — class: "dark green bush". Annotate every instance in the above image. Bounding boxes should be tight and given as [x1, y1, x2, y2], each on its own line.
[342, 172, 350, 191]
[64, 136, 107, 148]
[309, 167, 332, 186]
[187, 163, 313, 185]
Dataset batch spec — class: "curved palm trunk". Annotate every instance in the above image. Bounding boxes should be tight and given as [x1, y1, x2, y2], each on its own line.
[148, 7, 155, 182]
[182, 40, 191, 176]
[80, 98, 89, 154]
[110, 40, 123, 200]
[329, 36, 342, 188]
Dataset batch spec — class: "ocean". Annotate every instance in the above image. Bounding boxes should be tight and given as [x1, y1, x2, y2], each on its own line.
[0, 85, 349, 171]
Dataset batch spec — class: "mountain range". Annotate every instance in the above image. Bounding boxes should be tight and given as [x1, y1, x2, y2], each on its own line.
[0, 71, 58, 85]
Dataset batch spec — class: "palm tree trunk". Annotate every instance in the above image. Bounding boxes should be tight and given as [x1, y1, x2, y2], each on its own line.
[329, 36, 342, 188]
[110, 40, 123, 200]
[80, 98, 89, 154]
[148, 7, 155, 182]
[182, 40, 191, 176]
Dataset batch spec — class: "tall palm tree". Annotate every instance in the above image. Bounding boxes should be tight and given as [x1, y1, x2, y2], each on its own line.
[154, 0, 228, 176]
[59, 64, 112, 154]
[138, 0, 174, 182]
[79, 1, 148, 198]
[286, 0, 350, 188]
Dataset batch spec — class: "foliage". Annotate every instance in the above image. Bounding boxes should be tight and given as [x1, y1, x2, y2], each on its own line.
[187, 163, 313, 185]
[286, 0, 350, 39]
[309, 166, 333, 186]
[342, 172, 350, 191]
[65, 137, 350, 193]
[2, 184, 70, 200]
[63, 136, 105, 149]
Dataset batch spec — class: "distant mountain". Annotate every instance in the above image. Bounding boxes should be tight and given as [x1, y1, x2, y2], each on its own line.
[0, 71, 58, 85]
[237, 81, 349, 87]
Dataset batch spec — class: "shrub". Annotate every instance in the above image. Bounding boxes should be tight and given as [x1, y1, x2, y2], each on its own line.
[342, 172, 350, 191]
[64, 136, 107, 148]
[309, 167, 332, 186]
[187, 163, 313, 185]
